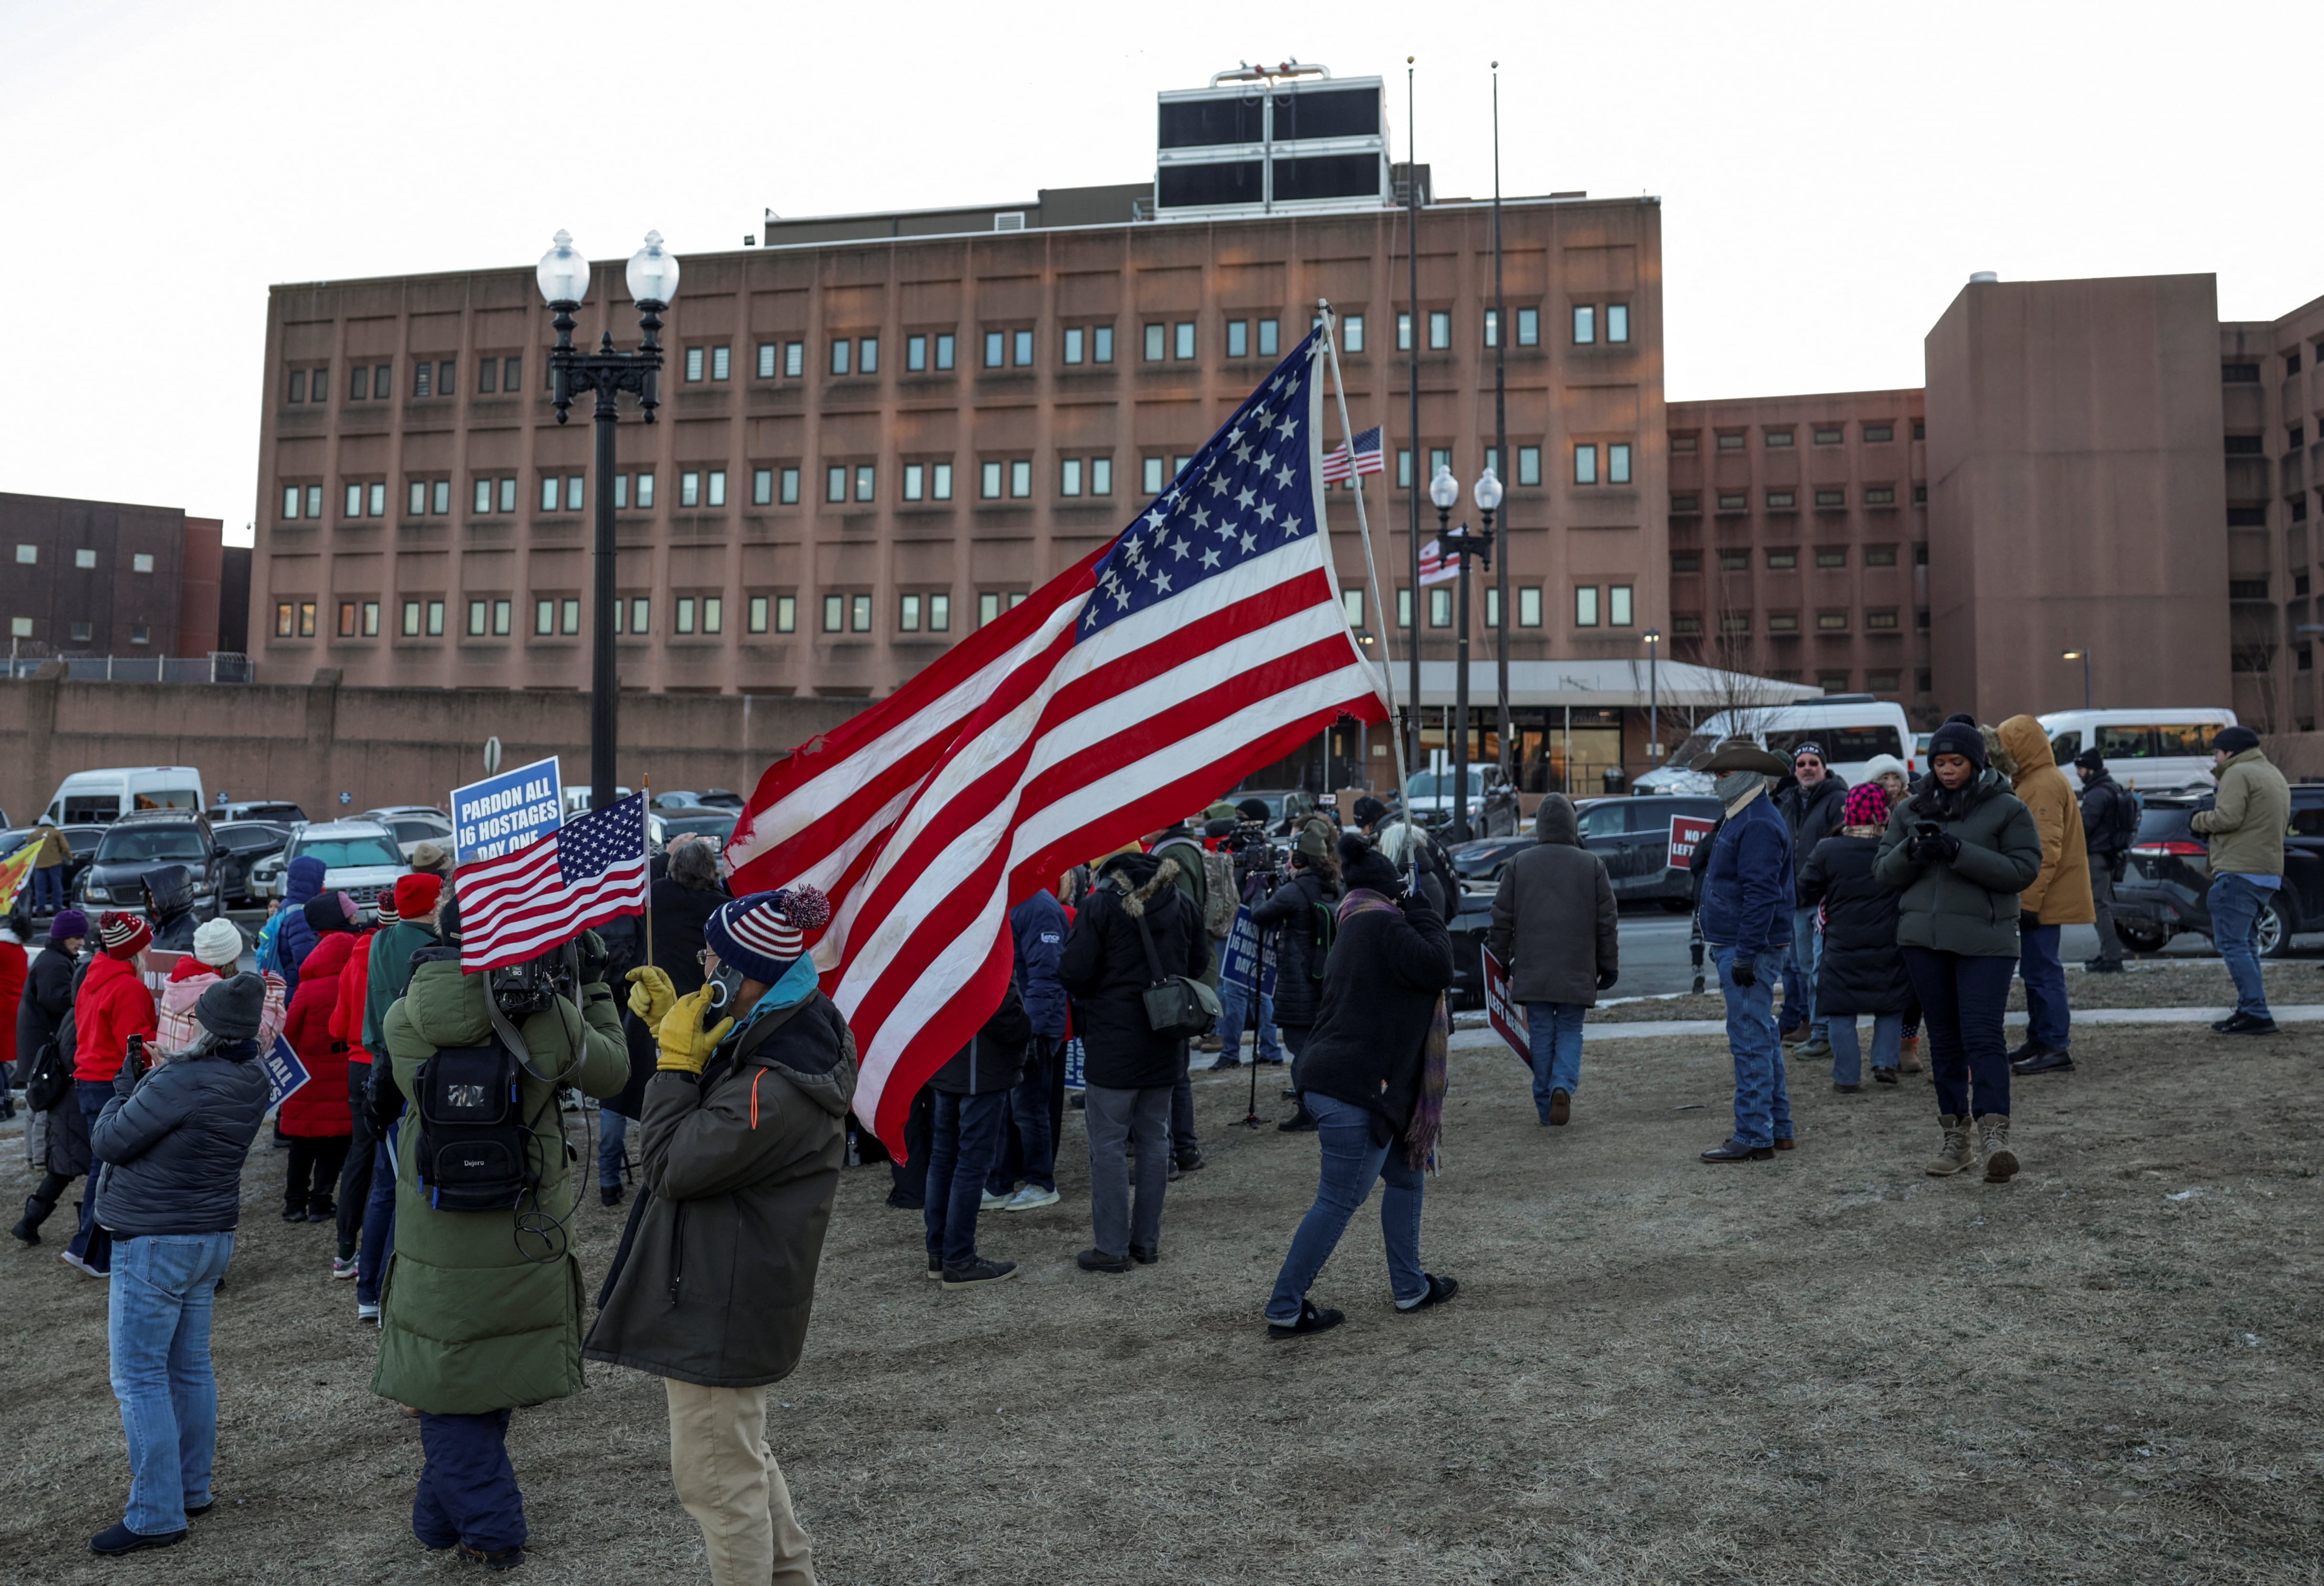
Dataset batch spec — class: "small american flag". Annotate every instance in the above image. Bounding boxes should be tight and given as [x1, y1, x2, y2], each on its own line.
[1418, 535, 1461, 587]
[456, 792, 649, 972]
[1318, 425, 1384, 483]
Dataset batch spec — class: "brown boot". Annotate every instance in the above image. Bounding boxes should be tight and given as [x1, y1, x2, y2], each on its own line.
[1979, 1115, 2018, 1183]
[1925, 1114, 1976, 1177]
[1898, 1034, 1923, 1074]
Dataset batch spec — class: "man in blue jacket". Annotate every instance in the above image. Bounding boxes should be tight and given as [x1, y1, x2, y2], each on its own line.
[989, 887, 1071, 1212]
[1693, 738, 1798, 1163]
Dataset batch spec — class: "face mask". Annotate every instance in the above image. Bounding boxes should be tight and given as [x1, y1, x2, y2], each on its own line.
[1715, 771, 1764, 805]
[705, 963, 747, 1012]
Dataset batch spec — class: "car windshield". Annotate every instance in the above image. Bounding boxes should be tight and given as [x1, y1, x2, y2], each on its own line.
[95, 826, 208, 862]
[1407, 770, 1486, 798]
[1668, 731, 1719, 766]
[2135, 804, 2194, 843]
[661, 815, 736, 842]
[388, 819, 447, 843]
[1764, 725, 1904, 762]
[294, 836, 403, 868]
[217, 824, 288, 851]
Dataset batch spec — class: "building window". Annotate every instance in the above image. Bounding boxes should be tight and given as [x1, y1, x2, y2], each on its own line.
[758, 343, 778, 379]
[1912, 421, 1925, 440]
[1141, 457, 1164, 495]
[131, 552, 155, 574]
[67, 620, 93, 642]
[1090, 458, 1112, 495]
[1143, 324, 1165, 361]
[676, 596, 696, 635]
[1609, 585, 1633, 626]
[1817, 611, 1849, 631]
[984, 331, 1005, 368]
[1518, 587, 1543, 627]
[682, 471, 702, 508]
[1092, 325, 1114, 362]
[73, 547, 97, 569]
[1608, 443, 1631, 484]
[400, 601, 421, 637]
[367, 482, 386, 516]
[350, 365, 369, 401]
[627, 597, 648, 634]
[1342, 588, 1365, 628]
[282, 487, 301, 519]
[777, 595, 797, 632]
[929, 462, 952, 500]
[1257, 319, 1278, 355]
[1814, 427, 1843, 445]
[1397, 588, 1412, 629]
[1575, 586, 1600, 626]
[903, 464, 924, 502]
[785, 342, 805, 377]
[1009, 460, 1031, 498]
[855, 465, 875, 502]
[1427, 311, 1450, 350]
[1767, 491, 1796, 510]
[754, 468, 773, 505]
[1607, 304, 1629, 343]
[848, 594, 872, 632]
[1766, 548, 1797, 570]
[982, 461, 1004, 500]
[1816, 546, 1847, 568]
[1817, 671, 1851, 691]
[1227, 319, 1249, 358]
[1717, 551, 1750, 573]
[2229, 578, 2270, 599]
[541, 476, 560, 513]
[564, 476, 583, 511]
[1866, 608, 1899, 629]
[561, 598, 580, 634]
[467, 600, 487, 636]
[1485, 587, 1500, 628]
[928, 593, 950, 632]
[288, 369, 307, 403]
[906, 334, 928, 372]
[1573, 304, 1596, 344]
[1768, 611, 1798, 633]
[373, 364, 391, 399]
[709, 345, 730, 381]
[1429, 587, 1452, 627]
[1344, 315, 1365, 353]
[1764, 430, 1793, 449]
[409, 480, 427, 516]
[1674, 614, 1702, 636]
[830, 339, 852, 377]
[2226, 505, 2266, 527]
[1060, 458, 1082, 496]
[1516, 307, 1538, 346]
[1671, 494, 1701, 514]
[1012, 329, 1032, 366]
[413, 363, 432, 399]
[1516, 446, 1541, 486]
[1865, 543, 1897, 566]
[827, 466, 847, 504]
[1864, 486, 1897, 506]
[978, 592, 1001, 626]
[1864, 424, 1895, 443]
[535, 599, 555, 636]
[685, 347, 704, 382]
[780, 468, 799, 504]
[1574, 445, 1598, 485]
[1397, 312, 1412, 351]
[708, 470, 727, 507]
[1815, 489, 1846, 508]
[859, 338, 878, 375]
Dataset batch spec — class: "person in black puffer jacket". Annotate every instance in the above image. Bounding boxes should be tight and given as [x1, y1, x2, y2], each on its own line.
[86, 972, 270, 1556]
[1798, 783, 1912, 1091]
[1774, 746, 1849, 1056]
[1249, 828, 1342, 1049]
[1263, 834, 1457, 1339]
[1058, 850, 1208, 1272]
[11, 912, 89, 1244]
[142, 865, 200, 954]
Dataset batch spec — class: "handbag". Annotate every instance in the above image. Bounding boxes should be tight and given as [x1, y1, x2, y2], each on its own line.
[1130, 891, 1220, 1038]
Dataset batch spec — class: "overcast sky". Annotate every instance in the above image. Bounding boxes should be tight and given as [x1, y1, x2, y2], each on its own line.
[7, 0, 2319, 545]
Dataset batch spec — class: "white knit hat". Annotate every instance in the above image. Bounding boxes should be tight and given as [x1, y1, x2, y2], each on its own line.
[192, 916, 247, 969]
[1862, 753, 1911, 785]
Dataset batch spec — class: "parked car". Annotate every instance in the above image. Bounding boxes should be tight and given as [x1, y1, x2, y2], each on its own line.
[1573, 794, 1726, 909]
[41, 766, 206, 826]
[214, 800, 309, 823]
[656, 807, 737, 850]
[362, 806, 456, 861]
[2111, 788, 2324, 957]
[1229, 788, 1317, 833]
[77, 811, 226, 918]
[1445, 888, 1496, 1010]
[251, 821, 407, 908]
[212, 820, 294, 907]
[649, 791, 708, 810]
[1448, 835, 1530, 887]
[693, 788, 746, 810]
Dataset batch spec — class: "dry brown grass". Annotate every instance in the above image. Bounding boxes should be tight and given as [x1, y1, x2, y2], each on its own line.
[2, 1010, 2320, 1585]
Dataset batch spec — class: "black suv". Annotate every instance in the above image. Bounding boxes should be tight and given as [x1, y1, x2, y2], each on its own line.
[77, 811, 227, 919]
[2111, 788, 2324, 956]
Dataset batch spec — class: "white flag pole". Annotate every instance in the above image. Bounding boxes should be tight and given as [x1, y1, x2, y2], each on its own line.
[1316, 300, 1415, 832]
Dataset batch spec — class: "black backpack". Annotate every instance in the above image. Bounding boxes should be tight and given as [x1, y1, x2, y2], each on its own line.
[410, 1040, 541, 1212]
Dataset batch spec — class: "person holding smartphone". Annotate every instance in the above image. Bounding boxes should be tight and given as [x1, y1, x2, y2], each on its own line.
[1874, 715, 2043, 1182]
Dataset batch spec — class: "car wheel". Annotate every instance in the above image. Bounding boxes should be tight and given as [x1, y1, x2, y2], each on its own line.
[2256, 897, 2290, 959]
[2115, 918, 2167, 954]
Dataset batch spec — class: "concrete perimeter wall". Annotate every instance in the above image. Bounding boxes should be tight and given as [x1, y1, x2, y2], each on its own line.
[0, 670, 863, 823]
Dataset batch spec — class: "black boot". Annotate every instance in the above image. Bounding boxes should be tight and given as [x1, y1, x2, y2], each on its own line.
[13, 1193, 56, 1245]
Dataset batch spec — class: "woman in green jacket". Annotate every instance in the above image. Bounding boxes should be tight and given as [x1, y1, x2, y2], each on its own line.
[373, 902, 630, 1571]
[1874, 714, 2042, 1184]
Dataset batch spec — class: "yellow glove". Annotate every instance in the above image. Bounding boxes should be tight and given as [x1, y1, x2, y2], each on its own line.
[626, 965, 678, 1029]
[655, 983, 734, 1075]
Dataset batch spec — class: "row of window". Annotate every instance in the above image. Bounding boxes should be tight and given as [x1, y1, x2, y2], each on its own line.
[1362, 582, 1630, 630]
[276, 589, 1045, 643]
[1674, 545, 1914, 572]
[1671, 422, 1920, 452]
[13, 545, 158, 572]
[1673, 485, 1922, 513]
[286, 357, 524, 406]
[1672, 608, 1917, 635]
[6, 617, 153, 644]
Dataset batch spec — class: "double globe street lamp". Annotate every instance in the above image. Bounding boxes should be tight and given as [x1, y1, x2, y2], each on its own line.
[535, 229, 682, 816]
[1430, 463, 1504, 842]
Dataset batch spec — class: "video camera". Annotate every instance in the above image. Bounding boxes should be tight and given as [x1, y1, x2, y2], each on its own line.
[489, 941, 578, 1021]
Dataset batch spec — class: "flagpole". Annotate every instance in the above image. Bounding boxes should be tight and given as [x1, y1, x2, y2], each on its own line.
[1317, 300, 1416, 833]
[641, 774, 655, 970]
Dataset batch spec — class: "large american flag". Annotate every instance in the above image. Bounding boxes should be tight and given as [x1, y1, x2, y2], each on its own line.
[1319, 424, 1383, 483]
[455, 792, 650, 973]
[726, 329, 1390, 1155]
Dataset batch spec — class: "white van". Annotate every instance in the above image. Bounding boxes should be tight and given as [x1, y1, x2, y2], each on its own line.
[42, 766, 207, 826]
[2037, 709, 2236, 793]
[1638, 696, 1917, 795]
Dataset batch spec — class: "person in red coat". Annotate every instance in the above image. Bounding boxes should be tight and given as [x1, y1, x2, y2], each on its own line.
[280, 901, 359, 1223]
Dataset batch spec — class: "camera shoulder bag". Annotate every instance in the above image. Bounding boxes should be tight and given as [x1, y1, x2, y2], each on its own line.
[411, 1038, 539, 1211]
[1130, 894, 1220, 1037]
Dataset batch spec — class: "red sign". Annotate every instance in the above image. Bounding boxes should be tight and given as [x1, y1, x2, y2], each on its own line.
[1481, 945, 1531, 1066]
[1667, 814, 1718, 870]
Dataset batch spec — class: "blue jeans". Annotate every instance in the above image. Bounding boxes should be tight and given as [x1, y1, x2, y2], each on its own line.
[414, 1409, 526, 1553]
[986, 1039, 1058, 1195]
[924, 1090, 1007, 1271]
[1788, 908, 1826, 1039]
[1828, 1013, 1904, 1086]
[1264, 1092, 1427, 1323]
[357, 1126, 398, 1307]
[1522, 1002, 1585, 1119]
[1216, 981, 1282, 1064]
[2018, 922, 2070, 1050]
[69, 1079, 115, 1273]
[108, 1231, 234, 1535]
[2208, 875, 2275, 1019]
[33, 865, 63, 911]
[1903, 948, 2014, 1119]
[1712, 943, 1794, 1149]
[596, 1108, 629, 1188]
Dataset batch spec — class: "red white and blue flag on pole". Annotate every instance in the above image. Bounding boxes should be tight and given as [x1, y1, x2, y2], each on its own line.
[1318, 424, 1383, 483]
[455, 792, 650, 973]
[725, 328, 1390, 1157]
[1418, 534, 1461, 586]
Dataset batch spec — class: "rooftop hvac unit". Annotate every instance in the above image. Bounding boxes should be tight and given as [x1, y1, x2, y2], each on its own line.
[1153, 65, 1390, 221]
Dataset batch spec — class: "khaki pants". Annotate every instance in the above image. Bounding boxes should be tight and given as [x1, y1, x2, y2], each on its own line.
[665, 1378, 815, 1586]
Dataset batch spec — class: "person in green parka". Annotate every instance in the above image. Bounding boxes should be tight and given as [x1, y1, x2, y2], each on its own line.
[372, 892, 630, 1571]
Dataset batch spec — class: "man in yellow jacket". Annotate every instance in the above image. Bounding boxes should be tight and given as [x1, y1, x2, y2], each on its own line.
[1995, 716, 2093, 1076]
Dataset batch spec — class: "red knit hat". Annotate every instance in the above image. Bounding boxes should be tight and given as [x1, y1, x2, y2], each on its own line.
[394, 872, 444, 921]
[98, 911, 153, 960]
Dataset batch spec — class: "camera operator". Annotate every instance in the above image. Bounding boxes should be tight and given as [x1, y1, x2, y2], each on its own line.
[371, 890, 630, 1572]
[589, 888, 852, 1586]
[1250, 821, 1342, 1130]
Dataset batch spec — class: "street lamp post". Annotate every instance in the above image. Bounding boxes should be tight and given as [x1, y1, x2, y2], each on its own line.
[2061, 647, 2091, 711]
[1643, 627, 1662, 763]
[1426, 464, 1460, 823]
[1442, 467, 1501, 842]
[538, 230, 680, 817]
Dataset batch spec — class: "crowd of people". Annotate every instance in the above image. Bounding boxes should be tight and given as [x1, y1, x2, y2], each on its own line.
[0, 716, 2290, 1576]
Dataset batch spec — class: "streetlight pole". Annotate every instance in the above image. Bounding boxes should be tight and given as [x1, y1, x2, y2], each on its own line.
[2061, 647, 2091, 711]
[1489, 63, 1512, 789]
[1441, 468, 1501, 843]
[1404, 59, 1423, 782]
[539, 230, 679, 817]
[1644, 627, 1662, 763]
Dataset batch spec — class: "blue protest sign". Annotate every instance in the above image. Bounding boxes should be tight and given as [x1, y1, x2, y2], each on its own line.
[1219, 907, 1261, 994]
[262, 1036, 311, 1109]
[449, 756, 563, 865]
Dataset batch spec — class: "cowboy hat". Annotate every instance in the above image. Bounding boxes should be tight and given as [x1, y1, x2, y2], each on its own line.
[1692, 736, 1791, 777]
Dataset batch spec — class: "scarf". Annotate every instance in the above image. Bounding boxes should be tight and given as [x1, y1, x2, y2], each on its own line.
[728, 951, 822, 1043]
[1337, 887, 1451, 1171]
[1717, 772, 1766, 814]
